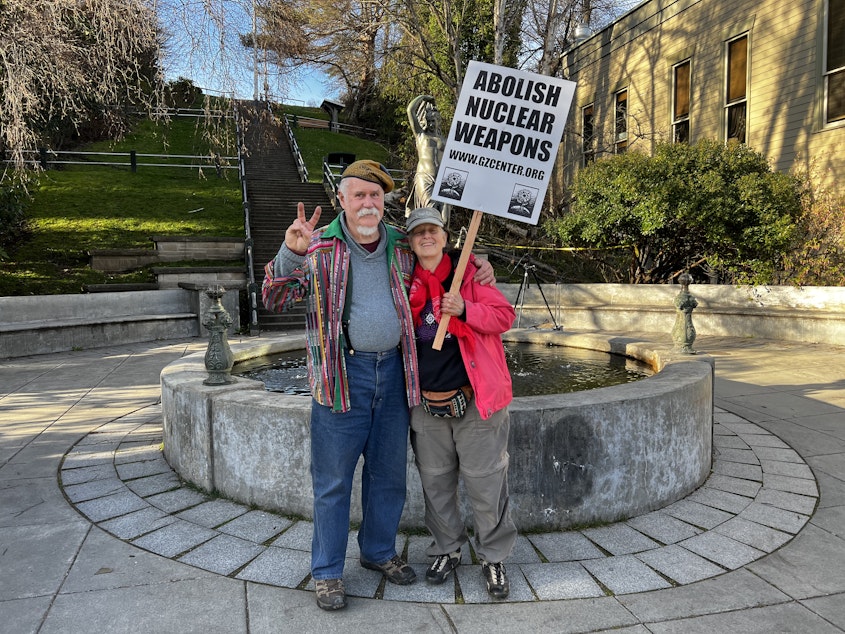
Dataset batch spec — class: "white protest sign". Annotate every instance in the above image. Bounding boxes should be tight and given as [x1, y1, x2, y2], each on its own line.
[431, 61, 576, 225]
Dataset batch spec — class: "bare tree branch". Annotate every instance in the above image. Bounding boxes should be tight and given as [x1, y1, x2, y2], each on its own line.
[1, 0, 162, 173]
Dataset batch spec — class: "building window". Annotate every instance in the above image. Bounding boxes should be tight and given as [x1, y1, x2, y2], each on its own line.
[725, 34, 748, 143]
[826, 0, 845, 124]
[673, 60, 691, 143]
[582, 104, 595, 165]
[615, 89, 628, 153]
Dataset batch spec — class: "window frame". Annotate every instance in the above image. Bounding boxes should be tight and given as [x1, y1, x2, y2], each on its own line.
[672, 59, 692, 143]
[724, 33, 749, 143]
[824, 0, 845, 125]
[614, 89, 628, 154]
[581, 103, 596, 165]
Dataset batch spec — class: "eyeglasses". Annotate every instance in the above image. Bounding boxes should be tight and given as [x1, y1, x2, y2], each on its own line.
[410, 226, 443, 238]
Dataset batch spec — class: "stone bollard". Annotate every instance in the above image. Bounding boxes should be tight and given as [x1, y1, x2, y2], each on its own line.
[672, 273, 698, 354]
[202, 285, 236, 385]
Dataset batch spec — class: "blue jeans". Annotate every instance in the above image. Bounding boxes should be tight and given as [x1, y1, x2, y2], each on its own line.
[310, 347, 410, 580]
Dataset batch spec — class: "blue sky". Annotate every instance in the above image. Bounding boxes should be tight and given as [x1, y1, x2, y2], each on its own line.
[162, 44, 338, 106]
[159, 1, 338, 106]
[157, 0, 642, 108]
[279, 68, 340, 107]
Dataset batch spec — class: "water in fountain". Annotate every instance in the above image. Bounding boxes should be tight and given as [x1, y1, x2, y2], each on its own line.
[235, 342, 652, 396]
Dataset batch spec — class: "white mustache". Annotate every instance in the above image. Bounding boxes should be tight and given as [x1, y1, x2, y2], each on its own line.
[357, 207, 379, 218]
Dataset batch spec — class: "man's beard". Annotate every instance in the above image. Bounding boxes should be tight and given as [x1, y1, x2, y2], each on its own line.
[355, 207, 380, 237]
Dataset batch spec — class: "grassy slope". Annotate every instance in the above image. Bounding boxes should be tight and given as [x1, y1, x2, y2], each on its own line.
[1, 106, 392, 295]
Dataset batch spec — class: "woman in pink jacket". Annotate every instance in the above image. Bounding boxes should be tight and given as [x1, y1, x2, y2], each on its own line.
[405, 206, 517, 600]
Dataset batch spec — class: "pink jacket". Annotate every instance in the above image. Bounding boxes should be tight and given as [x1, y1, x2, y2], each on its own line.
[455, 261, 516, 419]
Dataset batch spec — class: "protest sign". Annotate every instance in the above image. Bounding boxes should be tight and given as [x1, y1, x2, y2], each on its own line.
[431, 60, 576, 225]
[430, 61, 575, 349]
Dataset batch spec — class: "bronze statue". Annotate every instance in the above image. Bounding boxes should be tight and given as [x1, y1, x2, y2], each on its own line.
[407, 95, 450, 225]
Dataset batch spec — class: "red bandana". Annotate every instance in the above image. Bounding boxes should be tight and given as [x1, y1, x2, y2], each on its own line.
[409, 256, 474, 343]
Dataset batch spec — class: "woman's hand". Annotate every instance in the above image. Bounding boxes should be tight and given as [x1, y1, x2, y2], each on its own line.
[441, 292, 465, 317]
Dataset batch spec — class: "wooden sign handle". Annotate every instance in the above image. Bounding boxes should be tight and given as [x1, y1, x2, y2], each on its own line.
[432, 210, 483, 350]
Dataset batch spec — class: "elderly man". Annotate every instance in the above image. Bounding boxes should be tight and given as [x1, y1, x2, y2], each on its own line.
[263, 160, 493, 611]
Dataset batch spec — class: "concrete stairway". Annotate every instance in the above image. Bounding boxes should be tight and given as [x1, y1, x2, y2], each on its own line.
[241, 107, 337, 330]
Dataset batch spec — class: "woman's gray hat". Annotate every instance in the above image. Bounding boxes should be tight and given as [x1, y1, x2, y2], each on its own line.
[406, 207, 444, 233]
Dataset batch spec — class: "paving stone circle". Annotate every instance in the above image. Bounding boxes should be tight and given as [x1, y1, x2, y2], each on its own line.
[59, 406, 818, 603]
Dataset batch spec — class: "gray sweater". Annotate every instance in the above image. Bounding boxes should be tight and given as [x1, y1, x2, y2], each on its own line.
[274, 216, 402, 352]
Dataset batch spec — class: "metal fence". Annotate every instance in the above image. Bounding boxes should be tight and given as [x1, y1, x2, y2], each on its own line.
[284, 114, 378, 138]
[2, 106, 238, 173]
[6, 148, 238, 175]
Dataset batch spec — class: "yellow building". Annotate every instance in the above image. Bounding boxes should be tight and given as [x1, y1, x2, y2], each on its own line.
[555, 0, 844, 205]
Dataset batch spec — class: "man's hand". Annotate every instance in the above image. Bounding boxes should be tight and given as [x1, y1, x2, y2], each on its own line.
[472, 256, 496, 286]
[285, 203, 321, 255]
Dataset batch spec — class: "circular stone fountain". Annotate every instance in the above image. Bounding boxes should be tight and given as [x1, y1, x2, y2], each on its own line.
[160, 330, 713, 531]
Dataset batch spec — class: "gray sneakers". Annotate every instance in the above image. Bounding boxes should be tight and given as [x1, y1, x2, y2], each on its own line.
[481, 561, 509, 599]
[360, 555, 417, 585]
[314, 578, 347, 610]
[426, 551, 461, 584]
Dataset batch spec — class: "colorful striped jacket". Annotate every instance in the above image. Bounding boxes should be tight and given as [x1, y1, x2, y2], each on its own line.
[262, 216, 421, 413]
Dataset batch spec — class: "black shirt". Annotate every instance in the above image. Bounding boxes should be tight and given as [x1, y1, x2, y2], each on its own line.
[415, 263, 470, 391]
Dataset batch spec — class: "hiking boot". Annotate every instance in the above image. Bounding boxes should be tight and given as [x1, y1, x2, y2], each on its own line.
[481, 561, 509, 599]
[426, 551, 461, 584]
[360, 555, 417, 585]
[314, 578, 347, 611]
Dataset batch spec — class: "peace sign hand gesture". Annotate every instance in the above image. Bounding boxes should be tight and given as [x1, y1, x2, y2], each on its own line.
[285, 203, 321, 255]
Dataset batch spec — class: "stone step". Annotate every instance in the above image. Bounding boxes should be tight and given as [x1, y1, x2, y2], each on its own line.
[239, 107, 338, 332]
[82, 283, 160, 293]
[89, 237, 245, 273]
[152, 266, 246, 290]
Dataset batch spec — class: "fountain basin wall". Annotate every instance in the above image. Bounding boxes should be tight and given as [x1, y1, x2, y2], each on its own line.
[500, 283, 845, 346]
[161, 331, 713, 531]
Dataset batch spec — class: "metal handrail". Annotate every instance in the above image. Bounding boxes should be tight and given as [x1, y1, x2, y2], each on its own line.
[281, 115, 308, 182]
[322, 161, 344, 209]
[236, 102, 261, 335]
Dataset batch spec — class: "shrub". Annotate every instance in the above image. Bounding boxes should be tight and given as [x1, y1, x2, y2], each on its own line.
[0, 177, 30, 259]
[781, 162, 845, 285]
[165, 78, 204, 109]
[545, 140, 803, 284]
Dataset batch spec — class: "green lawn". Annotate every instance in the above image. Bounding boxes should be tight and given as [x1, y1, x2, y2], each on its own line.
[295, 127, 392, 183]
[1, 105, 398, 295]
